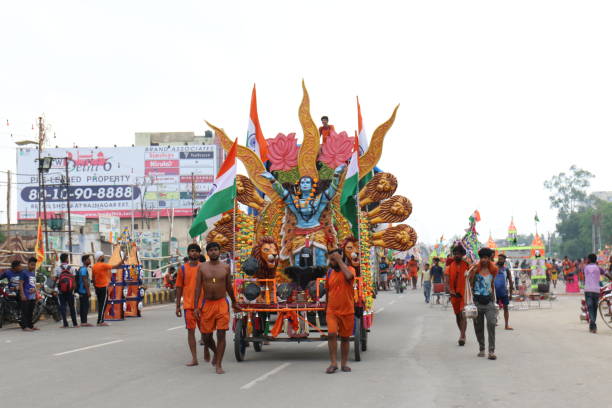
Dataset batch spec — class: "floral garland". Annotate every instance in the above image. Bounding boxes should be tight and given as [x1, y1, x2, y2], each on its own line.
[359, 208, 374, 311]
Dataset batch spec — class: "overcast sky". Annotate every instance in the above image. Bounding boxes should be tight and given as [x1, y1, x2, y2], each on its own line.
[1, 0, 610, 243]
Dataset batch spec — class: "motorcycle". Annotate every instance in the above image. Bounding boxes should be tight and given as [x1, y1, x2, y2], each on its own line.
[37, 277, 61, 322]
[393, 271, 406, 294]
[0, 282, 22, 328]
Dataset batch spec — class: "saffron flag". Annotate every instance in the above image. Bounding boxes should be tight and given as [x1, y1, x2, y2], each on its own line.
[340, 136, 360, 238]
[34, 218, 44, 268]
[189, 139, 237, 238]
[357, 96, 369, 156]
[357, 97, 373, 187]
[246, 84, 268, 162]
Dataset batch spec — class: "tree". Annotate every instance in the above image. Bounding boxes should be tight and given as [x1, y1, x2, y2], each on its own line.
[555, 198, 612, 259]
[543, 165, 594, 220]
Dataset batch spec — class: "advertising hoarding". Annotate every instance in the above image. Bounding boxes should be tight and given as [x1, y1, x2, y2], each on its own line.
[16, 145, 218, 220]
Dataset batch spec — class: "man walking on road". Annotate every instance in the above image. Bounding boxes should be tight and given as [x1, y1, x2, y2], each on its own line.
[92, 251, 123, 327]
[445, 244, 469, 346]
[19, 257, 39, 331]
[430, 258, 445, 304]
[175, 243, 210, 367]
[75, 255, 93, 327]
[421, 263, 432, 303]
[325, 250, 355, 374]
[194, 242, 241, 374]
[583, 253, 607, 333]
[408, 256, 419, 290]
[55, 253, 79, 328]
[495, 254, 514, 330]
[468, 247, 499, 360]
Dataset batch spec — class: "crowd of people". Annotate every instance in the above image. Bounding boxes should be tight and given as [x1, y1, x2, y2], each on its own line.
[378, 247, 612, 359]
[0, 251, 124, 331]
[3, 237, 611, 373]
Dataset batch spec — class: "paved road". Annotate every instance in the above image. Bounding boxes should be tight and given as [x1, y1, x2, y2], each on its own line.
[1, 289, 609, 407]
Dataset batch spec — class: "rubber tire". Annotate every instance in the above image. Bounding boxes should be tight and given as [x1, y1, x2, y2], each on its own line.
[234, 318, 247, 362]
[353, 317, 361, 362]
[598, 298, 612, 329]
[32, 301, 42, 324]
[395, 284, 400, 294]
[360, 318, 368, 352]
[0, 303, 4, 328]
[253, 341, 263, 352]
[51, 308, 61, 322]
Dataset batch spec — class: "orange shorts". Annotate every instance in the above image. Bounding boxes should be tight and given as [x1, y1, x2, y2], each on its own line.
[199, 298, 230, 334]
[450, 297, 464, 315]
[184, 309, 199, 330]
[327, 312, 354, 338]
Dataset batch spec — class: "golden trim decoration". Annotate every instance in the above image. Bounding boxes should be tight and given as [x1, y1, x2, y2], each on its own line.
[371, 224, 417, 251]
[236, 174, 265, 211]
[359, 172, 397, 207]
[297, 80, 319, 180]
[205, 121, 277, 200]
[366, 195, 412, 224]
[359, 105, 399, 176]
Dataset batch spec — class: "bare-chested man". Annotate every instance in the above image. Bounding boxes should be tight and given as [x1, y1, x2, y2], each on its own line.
[194, 242, 241, 374]
[174, 243, 211, 366]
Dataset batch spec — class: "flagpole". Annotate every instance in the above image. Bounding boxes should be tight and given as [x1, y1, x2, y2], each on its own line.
[232, 193, 237, 276]
[355, 130, 362, 268]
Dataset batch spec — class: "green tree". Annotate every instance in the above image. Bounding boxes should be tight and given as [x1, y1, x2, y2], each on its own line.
[555, 198, 612, 259]
[543, 165, 594, 220]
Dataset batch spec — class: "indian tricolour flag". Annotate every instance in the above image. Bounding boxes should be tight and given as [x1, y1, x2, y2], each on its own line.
[340, 136, 360, 238]
[357, 97, 372, 186]
[189, 139, 237, 238]
[246, 84, 268, 162]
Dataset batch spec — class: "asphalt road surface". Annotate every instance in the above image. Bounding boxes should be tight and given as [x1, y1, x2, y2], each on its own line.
[1, 289, 608, 408]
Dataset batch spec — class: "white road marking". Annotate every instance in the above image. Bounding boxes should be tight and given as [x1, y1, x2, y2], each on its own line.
[145, 304, 173, 310]
[376, 307, 385, 313]
[53, 340, 124, 356]
[167, 325, 183, 331]
[317, 342, 328, 348]
[241, 363, 291, 390]
[389, 300, 396, 305]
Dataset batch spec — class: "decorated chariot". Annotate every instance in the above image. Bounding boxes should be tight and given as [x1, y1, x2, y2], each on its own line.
[204, 83, 416, 361]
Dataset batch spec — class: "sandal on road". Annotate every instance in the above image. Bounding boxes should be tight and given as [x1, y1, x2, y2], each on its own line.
[325, 366, 338, 374]
[488, 353, 497, 360]
[458, 338, 465, 346]
[341, 366, 352, 372]
[477, 350, 485, 357]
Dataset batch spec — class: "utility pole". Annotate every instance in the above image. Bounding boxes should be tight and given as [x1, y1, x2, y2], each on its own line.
[64, 157, 73, 262]
[6, 170, 11, 233]
[38, 117, 50, 253]
[191, 172, 195, 224]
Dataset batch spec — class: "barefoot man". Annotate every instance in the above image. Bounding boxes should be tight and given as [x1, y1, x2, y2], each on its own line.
[445, 243, 470, 346]
[175, 243, 211, 366]
[194, 242, 241, 374]
[325, 249, 355, 374]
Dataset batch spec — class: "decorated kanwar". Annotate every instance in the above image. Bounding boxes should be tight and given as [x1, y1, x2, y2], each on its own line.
[188, 82, 416, 370]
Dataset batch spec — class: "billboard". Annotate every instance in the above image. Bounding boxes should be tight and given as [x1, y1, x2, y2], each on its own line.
[16, 145, 219, 220]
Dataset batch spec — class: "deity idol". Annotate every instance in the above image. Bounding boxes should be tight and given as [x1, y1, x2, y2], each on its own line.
[261, 164, 345, 266]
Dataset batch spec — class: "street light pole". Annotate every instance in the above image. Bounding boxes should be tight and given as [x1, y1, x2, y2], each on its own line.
[38, 117, 50, 254]
[64, 157, 73, 262]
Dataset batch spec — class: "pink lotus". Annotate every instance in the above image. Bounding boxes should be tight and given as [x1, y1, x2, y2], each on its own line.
[318, 130, 355, 168]
[267, 133, 299, 171]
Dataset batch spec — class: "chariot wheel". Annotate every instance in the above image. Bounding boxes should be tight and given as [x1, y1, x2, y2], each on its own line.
[353, 317, 362, 361]
[234, 318, 247, 361]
